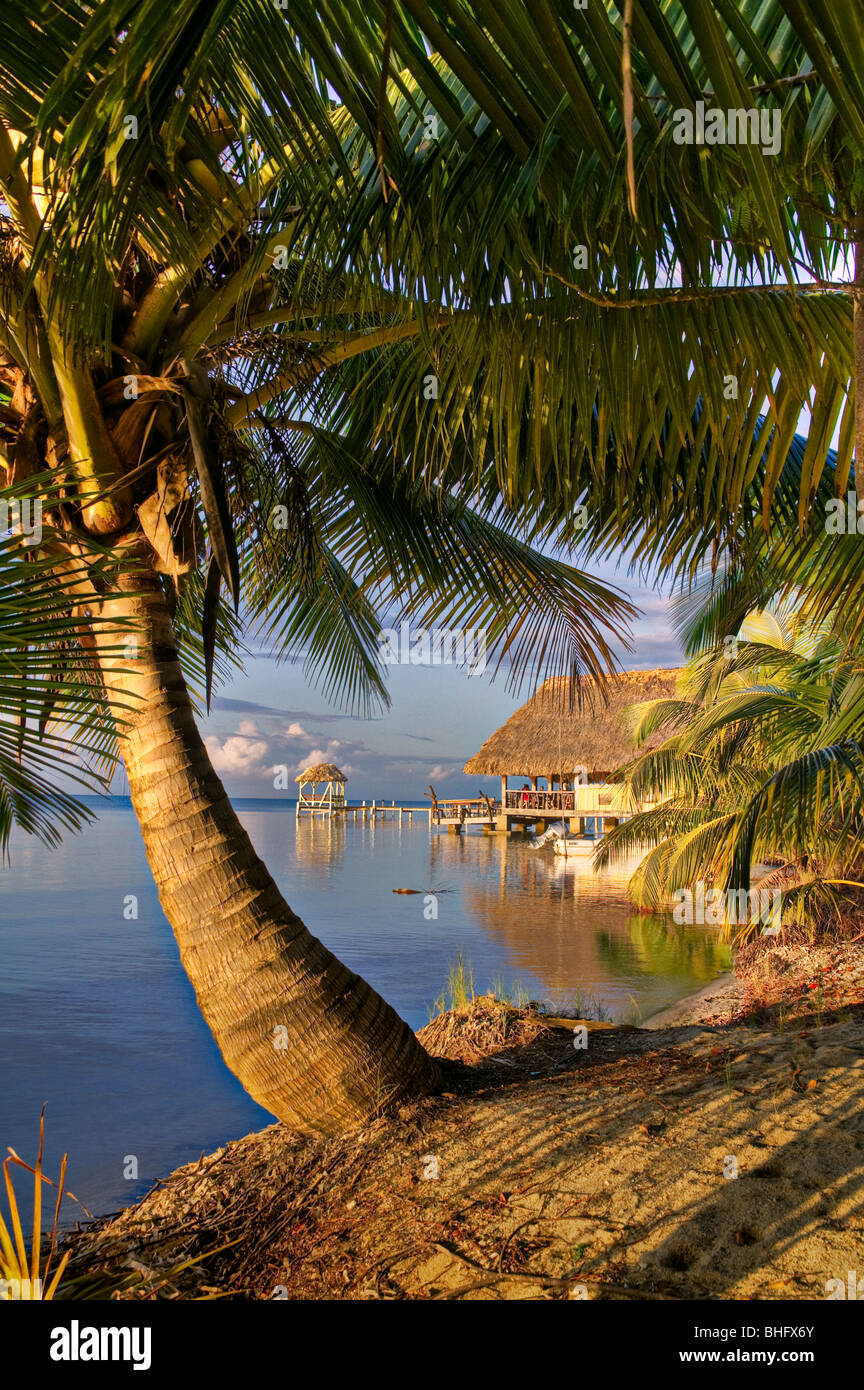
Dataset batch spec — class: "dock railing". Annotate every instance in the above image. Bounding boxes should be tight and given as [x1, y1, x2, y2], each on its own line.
[431, 796, 499, 824]
[503, 785, 641, 815]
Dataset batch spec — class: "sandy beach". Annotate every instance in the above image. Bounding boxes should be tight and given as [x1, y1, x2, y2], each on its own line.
[60, 937, 864, 1300]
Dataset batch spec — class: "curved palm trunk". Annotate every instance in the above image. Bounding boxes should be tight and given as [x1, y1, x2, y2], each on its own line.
[93, 558, 440, 1134]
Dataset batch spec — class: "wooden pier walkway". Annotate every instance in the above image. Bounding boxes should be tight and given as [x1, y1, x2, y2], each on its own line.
[297, 800, 431, 823]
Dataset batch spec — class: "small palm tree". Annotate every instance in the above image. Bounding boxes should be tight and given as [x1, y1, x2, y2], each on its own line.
[598, 598, 864, 936]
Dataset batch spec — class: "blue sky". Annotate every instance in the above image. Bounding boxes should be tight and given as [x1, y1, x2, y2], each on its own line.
[197, 556, 683, 802]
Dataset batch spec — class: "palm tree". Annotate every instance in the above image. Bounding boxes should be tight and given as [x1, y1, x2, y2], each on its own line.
[0, 2, 638, 1134]
[596, 589, 864, 936]
[4, 2, 861, 1132]
[0, 476, 134, 850]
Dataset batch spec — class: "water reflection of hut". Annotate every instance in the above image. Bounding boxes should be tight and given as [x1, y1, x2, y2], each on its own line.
[295, 762, 348, 817]
[464, 669, 679, 834]
[294, 812, 346, 866]
[428, 831, 730, 1015]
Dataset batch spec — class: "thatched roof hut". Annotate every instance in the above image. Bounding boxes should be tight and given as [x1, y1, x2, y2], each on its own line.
[295, 762, 348, 816]
[295, 762, 347, 784]
[464, 669, 680, 782]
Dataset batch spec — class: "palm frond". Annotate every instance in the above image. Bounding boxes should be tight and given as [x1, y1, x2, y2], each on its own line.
[0, 481, 136, 851]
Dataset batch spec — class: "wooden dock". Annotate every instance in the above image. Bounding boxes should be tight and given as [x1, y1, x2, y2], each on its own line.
[295, 789, 638, 836]
[298, 800, 431, 823]
[425, 786, 653, 837]
[428, 794, 498, 833]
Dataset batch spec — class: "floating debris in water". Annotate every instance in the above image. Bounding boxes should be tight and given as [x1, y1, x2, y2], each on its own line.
[392, 883, 457, 896]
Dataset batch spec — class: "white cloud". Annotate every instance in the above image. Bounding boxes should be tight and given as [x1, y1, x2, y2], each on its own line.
[302, 748, 328, 767]
[200, 712, 443, 798]
[428, 763, 461, 781]
[205, 733, 270, 775]
[295, 741, 351, 775]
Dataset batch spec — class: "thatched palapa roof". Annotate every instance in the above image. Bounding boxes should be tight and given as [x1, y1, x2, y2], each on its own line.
[464, 669, 680, 781]
[295, 762, 347, 783]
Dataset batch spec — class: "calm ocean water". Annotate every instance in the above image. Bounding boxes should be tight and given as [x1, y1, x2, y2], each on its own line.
[0, 798, 730, 1226]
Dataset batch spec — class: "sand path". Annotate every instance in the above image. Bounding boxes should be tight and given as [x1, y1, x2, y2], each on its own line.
[67, 1005, 864, 1300]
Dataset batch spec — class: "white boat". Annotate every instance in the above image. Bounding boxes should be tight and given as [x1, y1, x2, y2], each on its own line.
[529, 825, 562, 848]
[552, 836, 600, 857]
[528, 825, 600, 857]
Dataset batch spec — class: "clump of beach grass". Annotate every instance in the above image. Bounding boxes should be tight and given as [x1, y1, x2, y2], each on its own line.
[489, 975, 535, 1010]
[620, 994, 643, 1026]
[431, 950, 475, 1015]
[418, 993, 553, 1063]
[429, 955, 614, 1026]
[421, 956, 615, 1063]
[542, 989, 613, 1023]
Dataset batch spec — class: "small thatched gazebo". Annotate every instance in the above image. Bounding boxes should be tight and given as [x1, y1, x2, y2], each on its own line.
[464, 668, 679, 832]
[295, 762, 348, 817]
